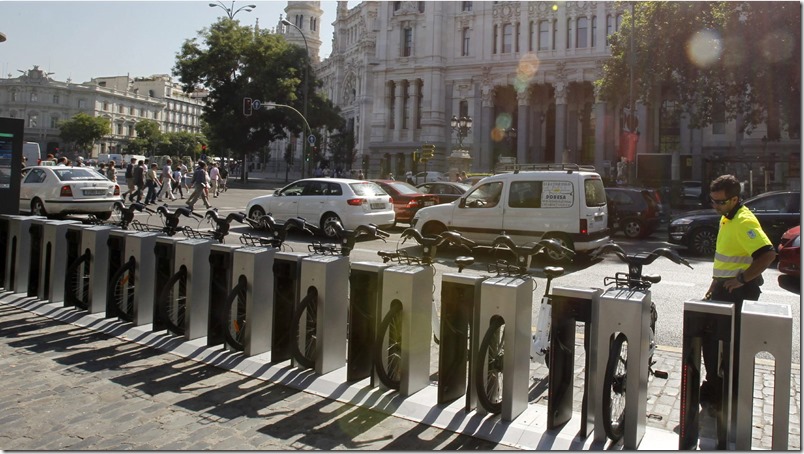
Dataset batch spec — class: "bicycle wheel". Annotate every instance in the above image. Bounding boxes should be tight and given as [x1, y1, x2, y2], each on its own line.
[602, 332, 628, 441]
[108, 257, 136, 322]
[373, 301, 403, 390]
[64, 250, 91, 310]
[223, 276, 248, 351]
[158, 266, 188, 336]
[475, 315, 505, 414]
[292, 287, 319, 369]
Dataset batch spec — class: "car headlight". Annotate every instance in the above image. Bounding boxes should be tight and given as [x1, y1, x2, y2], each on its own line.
[670, 218, 695, 226]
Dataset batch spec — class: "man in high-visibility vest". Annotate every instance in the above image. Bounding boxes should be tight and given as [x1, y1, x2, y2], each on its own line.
[700, 174, 776, 416]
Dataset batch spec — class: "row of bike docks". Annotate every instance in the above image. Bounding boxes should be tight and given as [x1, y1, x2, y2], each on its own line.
[0, 213, 793, 450]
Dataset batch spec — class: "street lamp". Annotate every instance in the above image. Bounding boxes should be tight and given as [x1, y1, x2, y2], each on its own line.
[281, 18, 310, 178]
[506, 127, 517, 158]
[450, 115, 472, 149]
[208, 1, 256, 20]
[264, 102, 312, 175]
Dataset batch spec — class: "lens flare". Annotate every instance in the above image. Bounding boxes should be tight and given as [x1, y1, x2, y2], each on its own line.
[514, 53, 540, 93]
[686, 29, 722, 68]
[759, 31, 794, 64]
[491, 114, 513, 142]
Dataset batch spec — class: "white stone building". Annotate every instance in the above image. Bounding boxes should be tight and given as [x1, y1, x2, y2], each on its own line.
[0, 67, 204, 158]
[298, 1, 799, 190]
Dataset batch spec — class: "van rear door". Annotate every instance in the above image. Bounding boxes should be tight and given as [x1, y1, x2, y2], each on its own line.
[582, 177, 608, 235]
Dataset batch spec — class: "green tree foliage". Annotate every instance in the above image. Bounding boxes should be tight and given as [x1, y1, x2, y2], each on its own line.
[328, 129, 356, 171]
[58, 113, 111, 154]
[172, 19, 343, 167]
[160, 131, 206, 160]
[596, 2, 800, 139]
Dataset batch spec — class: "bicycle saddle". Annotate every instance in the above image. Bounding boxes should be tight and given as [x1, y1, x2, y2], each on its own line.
[544, 266, 565, 279]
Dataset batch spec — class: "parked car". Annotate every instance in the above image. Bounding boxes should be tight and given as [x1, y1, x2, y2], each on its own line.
[777, 225, 800, 278]
[412, 171, 446, 184]
[416, 181, 471, 205]
[370, 179, 438, 226]
[245, 178, 395, 238]
[668, 190, 801, 256]
[680, 180, 705, 208]
[605, 187, 662, 238]
[19, 166, 121, 219]
[412, 167, 609, 262]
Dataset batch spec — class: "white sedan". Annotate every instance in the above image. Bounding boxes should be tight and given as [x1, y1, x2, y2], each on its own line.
[20, 166, 122, 219]
[245, 178, 395, 237]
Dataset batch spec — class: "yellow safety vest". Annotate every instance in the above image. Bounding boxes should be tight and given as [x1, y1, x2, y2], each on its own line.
[713, 205, 772, 278]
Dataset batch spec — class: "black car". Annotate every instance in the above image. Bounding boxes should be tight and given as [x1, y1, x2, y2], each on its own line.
[668, 190, 801, 256]
[605, 187, 663, 238]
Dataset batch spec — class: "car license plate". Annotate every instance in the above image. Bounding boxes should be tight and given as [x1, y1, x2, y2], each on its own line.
[84, 189, 106, 196]
[423, 201, 434, 206]
[370, 203, 385, 210]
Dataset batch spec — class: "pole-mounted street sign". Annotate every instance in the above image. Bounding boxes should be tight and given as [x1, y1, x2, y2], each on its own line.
[308, 134, 316, 145]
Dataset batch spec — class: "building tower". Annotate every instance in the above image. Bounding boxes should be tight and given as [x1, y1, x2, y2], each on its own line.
[282, 1, 323, 62]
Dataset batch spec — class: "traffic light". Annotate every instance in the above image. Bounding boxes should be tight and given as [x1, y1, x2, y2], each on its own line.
[243, 97, 253, 116]
[420, 144, 435, 161]
[412, 150, 419, 163]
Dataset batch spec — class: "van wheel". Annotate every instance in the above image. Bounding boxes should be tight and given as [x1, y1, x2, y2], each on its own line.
[543, 234, 573, 264]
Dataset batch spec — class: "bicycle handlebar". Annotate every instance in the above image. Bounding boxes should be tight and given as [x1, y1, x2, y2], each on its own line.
[591, 243, 692, 269]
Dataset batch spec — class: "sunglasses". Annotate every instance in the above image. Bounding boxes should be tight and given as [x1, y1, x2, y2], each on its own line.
[710, 197, 733, 206]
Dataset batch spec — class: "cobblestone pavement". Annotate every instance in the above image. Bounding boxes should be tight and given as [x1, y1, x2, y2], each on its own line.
[0, 294, 799, 450]
[0, 304, 504, 450]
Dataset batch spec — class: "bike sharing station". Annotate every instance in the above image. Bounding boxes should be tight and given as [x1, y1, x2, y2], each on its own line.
[0, 212, 794, 451]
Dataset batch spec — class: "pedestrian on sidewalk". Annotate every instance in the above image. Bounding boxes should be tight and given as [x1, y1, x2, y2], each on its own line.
[219, 165, 228, 192]
[171, 165, 185, 199]
[209, 162, 221, 197]
[130, 160, 146, 203]
[157, 158, 176, 201]
[106, 161, 117, 183]
[186, 161, 212, 210]
[144, 163, 161, 205]
[700, 174, 776, 417]
[123, 157, 136, 199]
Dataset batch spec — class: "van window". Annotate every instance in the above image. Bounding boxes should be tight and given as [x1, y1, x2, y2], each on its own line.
[585, 178, 607, 207]
[509, 181, 543, 208]
[465, 182, 503, 208]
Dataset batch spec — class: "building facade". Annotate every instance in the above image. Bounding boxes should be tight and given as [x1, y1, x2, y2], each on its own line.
[308, 1, 799, 191]
[0, 67, 204, 158]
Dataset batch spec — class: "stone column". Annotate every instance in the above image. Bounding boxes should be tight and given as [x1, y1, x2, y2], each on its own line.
[517, 90, 529, 164]
[393, 81, 404, 142]
[594, 91, 607, 174]
[410, 79, 420, 143]
[553, 80, 568, 164]
[480, 84, 494, 172]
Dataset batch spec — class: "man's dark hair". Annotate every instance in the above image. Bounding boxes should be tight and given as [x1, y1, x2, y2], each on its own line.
[710, 174, 741, 198]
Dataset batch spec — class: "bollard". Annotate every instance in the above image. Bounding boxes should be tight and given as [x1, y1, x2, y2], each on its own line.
[472, 275, 532, 421]
[104, 230, 129, 318]
[72, 226, 115, 314]
[271, 252, 306, 363]
[547, 286, 600, 436]
[109, 231, 160, 325]
[229, 247, 275, 356]
[38, 220, 80, 303]
[170, 239, 213, 340]
[26, 218, 47, 297]
[679, 299, 735, 450]
[375, 264, 432, 396]
[347, 261, 389, 383]
[5, 215, 43, 294]
[438, 273, 483, 407]
[206, 243, 241, 347]
[736, 301, 792, 450]
[295, 254, 350, 374]
[591, 287, 652, 449]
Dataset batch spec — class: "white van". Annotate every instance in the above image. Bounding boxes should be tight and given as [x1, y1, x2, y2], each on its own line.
[411, 164, 609, 261]
[23, 142, 41, 166]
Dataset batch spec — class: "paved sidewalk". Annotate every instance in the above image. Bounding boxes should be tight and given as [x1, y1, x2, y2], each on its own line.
[0, 292, 799, 450]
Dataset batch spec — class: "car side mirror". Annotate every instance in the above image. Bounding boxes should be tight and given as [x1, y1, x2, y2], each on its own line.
[458, 198, 466, 208]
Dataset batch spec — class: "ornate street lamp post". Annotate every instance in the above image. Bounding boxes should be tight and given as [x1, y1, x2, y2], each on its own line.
[281, 18, 311, 178]
[450, 115, 473, 149]
[208, 1, 256, 20]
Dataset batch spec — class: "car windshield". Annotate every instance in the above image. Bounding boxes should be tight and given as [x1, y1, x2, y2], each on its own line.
[386, 181, 420, 195]
[350, 181, 387, 196]
[52, 168, 107, 181]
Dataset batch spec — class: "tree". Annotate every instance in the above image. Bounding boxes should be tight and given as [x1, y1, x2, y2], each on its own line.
[173, 19, 343, 181]
[160, 131, 206, 160]
[596, 2, 800, 139]
[328, 128, 356, 171]
[58, 113, 110, 155]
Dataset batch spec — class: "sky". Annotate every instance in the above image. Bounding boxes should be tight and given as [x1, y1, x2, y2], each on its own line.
[0, 0, 342, 84]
